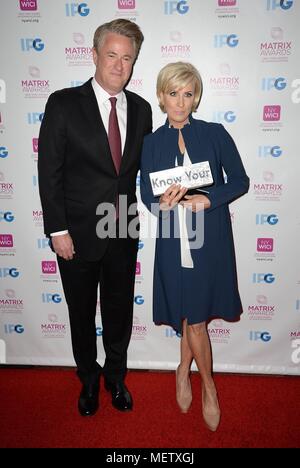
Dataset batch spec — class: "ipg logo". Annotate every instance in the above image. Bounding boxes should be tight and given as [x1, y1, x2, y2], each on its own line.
[165, 328, 182, 338]
[0, 268, 20, 278]
[138, 241, 144, 250]
[42, 293, 62, 304]
[21, 38, 45, 52]
[0, 211, 14, 222]
[96, 327, 103, 336]
[65, 3, 90, 16]
[266, 0, 293, 10]
[37, 238, 50, 249]
[261, 77, 287, 91]
[164, 1, 189, 15]
[252, 273, 275, 284]
[213, 111, 236, 123]
[0, 147, 8, 158]
[27, 112, 44, 124]
[249, 331, 271, 342]
[4, 324, 24, 334]
[258, 145, 282, 158]
[214, 34, 239, 48]
[19, 0, 37, 10]
[118, 0, 135, 8]
[256, 214, 278, 225]
[0, 79, 6, 104]
[134, 295, 144, 305]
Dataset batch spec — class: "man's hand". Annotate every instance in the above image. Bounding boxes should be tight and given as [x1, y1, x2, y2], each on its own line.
[159, 184, 188, 211]
[52, 233, 75, 260]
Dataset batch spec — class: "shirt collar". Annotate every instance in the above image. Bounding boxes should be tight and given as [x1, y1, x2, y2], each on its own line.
[92, 77, 125, 107]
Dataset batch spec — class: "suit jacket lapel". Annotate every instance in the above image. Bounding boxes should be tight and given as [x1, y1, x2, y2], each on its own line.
[121, 91, 138, 174]
[79, 79, 117, 174]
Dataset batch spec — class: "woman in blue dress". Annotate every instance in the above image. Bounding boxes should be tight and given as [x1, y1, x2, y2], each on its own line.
[140, 62, 249, 431]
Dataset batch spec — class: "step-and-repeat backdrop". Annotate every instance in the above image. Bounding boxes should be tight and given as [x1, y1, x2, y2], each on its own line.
[0, 0, 299, 374]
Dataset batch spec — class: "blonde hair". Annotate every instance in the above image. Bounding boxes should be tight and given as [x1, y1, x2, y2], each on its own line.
[93, 19, 144, 59]
[156, 62, 202, 112]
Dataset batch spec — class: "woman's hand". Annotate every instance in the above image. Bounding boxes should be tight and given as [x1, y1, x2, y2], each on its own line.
[159, 184, 188, 211]
[180, 194, 211, 212]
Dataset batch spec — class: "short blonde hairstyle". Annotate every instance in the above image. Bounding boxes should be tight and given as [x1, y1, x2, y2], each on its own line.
[156, 62, 202, 112]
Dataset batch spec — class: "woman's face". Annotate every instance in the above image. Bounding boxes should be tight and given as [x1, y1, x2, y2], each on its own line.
[160, 80, 196, 129]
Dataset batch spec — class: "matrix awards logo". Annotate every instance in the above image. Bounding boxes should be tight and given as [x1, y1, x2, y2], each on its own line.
[208, 319, 231, 344]
[21, 71, 50, 99]
[161, 31, 191, 59]
[32, 209, 43, 227]
[255, 238, 275, 261]
[164, 1, 189, 15]
[247, 295, 275, 321]
[65, 33, 93, 67]
[215, 0, 239, 19]
[209, 63, 239, 96]
[0, 289, 24, 314]
[132, 315, 147, 341]
[253, 172, 283, 201]
[0, 173, 14, 200]
[135, 261, 143, 285]
[260, 27, 292, 62]
[40, 316, 67, 338]
[0, 79, 6, 103]
[127, 77, 143, 93]
[18, 1, 40, 23]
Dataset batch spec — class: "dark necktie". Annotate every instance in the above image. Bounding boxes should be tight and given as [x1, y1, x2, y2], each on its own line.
[108, 97, 122, 174]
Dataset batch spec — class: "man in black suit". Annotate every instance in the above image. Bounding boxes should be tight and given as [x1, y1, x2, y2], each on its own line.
[38, 19, 152, 416]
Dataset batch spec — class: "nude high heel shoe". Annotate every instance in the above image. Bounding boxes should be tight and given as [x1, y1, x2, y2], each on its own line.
[202, 386, 221, 431]
[176, 365, 192, 413]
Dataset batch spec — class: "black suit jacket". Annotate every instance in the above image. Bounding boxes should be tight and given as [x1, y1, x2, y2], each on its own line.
[38, 78, 152, 260]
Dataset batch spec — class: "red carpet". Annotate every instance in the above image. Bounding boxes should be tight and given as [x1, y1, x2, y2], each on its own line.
[0, 367, 299, 448]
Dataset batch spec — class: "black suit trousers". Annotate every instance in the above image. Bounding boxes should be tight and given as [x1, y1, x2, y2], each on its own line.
[57, 235, 138, 385]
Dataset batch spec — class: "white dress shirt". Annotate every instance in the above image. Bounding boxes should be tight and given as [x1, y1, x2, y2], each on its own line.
[51, 78, 127, 237]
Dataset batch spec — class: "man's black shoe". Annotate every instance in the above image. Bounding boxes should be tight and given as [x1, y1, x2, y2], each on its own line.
[78, 383, 99, 416]
[105, 381, 133, 412]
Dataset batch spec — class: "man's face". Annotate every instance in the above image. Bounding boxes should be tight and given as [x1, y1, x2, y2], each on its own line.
[93, 32, 135, 95]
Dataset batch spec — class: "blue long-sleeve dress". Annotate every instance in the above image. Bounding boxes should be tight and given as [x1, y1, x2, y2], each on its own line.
[140, 116, 249, 332]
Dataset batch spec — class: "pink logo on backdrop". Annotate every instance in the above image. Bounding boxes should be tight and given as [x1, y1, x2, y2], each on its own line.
[257, 238, 274, 252]
[118, 0, 135, 8]
[218, 0, 236, 5]
[32, 138, 38, 153]
[136, 261, 141, 275]
[263, 105, 281, 121]
[118, 0, 135, 10]
[0, 234, 13, 247]
[19, 0, 37, 11]
[42, 261, 57, 274]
